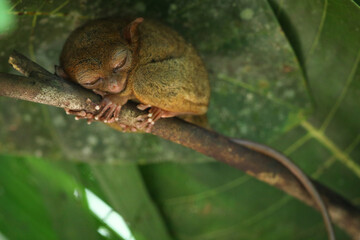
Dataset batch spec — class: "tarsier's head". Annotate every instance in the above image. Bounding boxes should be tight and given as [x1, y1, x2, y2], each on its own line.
[58, 18, 143, 96]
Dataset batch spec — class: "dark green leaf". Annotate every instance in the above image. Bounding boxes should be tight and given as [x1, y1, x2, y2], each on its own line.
[0, 0, 359, 239]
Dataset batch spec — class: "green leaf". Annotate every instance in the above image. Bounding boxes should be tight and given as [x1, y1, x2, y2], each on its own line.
[0, 154, 172, 240]
[0, 0, 359, 240]
[88, 163, 172, 240]
[0, 0, 308, 163]
[351, 0, 360, 8]
[0, 0, 14, 33]
[267, 0, 360, 190]
[0, 154, 101, 240]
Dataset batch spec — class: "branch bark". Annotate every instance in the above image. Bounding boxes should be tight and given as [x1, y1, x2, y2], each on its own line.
[1, 51, 359, 239]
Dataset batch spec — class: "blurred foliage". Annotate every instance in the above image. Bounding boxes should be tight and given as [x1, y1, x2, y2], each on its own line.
[0, 0, 359, 240]
[0, 0, 14, 33]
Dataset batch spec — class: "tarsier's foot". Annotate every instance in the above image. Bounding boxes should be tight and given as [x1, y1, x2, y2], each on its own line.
[135, 112, 155, 133]
[65, 108, 95, 124]
[135, 104, 175, 132]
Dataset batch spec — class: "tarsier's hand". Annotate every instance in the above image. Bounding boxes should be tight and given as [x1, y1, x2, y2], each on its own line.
[64, 98, 96, 124]
[64, 97, 122, 125]
[65, 98, 169, 133]
[93, 97, 122, 124]
[65, 95, 139, 132]
[135, 104, 155, 132]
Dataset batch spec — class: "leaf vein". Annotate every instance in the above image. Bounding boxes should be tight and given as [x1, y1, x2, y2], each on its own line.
[307, 0, 328, 57]
[320, 48, 360, 132]
[163, 175, 250, 205]
[312, 134, 360, 178]
[301, 121, 360, 178]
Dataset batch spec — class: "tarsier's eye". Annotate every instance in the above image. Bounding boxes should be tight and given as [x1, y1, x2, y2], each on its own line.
[113, 55, 127, 73]
[83, 77, 103, 88]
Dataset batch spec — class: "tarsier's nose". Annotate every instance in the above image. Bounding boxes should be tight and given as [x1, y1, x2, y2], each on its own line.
[107, 78, 123, 93]
[110, 84, 121, 92]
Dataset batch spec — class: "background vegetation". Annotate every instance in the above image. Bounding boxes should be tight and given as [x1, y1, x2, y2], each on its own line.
[0, 0, 359, 239]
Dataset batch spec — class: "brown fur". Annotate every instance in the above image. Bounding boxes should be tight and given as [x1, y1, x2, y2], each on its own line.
[60, 18, 210, 120]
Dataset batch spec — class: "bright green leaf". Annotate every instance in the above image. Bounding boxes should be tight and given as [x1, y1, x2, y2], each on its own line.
[0, 0, 14, 33]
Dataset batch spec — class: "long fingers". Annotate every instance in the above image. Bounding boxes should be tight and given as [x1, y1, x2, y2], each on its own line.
[103, 105, 117, 123]
[114, 106, 122, 121]
[94, 101, 112, 120]
[151, 108, 163, 122]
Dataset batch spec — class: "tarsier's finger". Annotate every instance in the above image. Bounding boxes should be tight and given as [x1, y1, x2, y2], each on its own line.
[95, 102, 112, 120]
[135, 113, 149, 122]
[114, 106, 122, 121]
[103, 105, 117, 123]
[118, 123, 136, 132]
[145, 125, 154, 133]
[65, 108, 86, 117]
[137, 120, 147, 129]
[85, 98, 98, 109]
[64, 108, 72, 115]
[131, 127, 138, 132]
[137, 116, 154, 132]
[151, 108, 163, 122]
[137, 104, 151, 111]
[95, 98, 107, 111]
[85, 112, 94, 119]
[144, 120, 155, 133]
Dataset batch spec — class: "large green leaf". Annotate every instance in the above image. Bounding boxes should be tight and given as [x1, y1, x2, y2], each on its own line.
[0, 0, 359, 240]
[0, 154, 172, 240]
[267, 0, 360, 196]
[0, 0, 308, 162]
[0, 154, 101, 240]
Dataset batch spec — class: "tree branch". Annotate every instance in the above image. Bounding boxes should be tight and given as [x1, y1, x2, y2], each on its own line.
[1, 51, 359, 239]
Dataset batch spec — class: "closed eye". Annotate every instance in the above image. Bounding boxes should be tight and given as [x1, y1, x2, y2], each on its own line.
[113, 55, 127, 73]
[83, 77, 103, 88]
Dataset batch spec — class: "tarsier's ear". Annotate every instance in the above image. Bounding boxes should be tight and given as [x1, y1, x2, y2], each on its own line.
[123, 17, 144, 44]
[55, 65, 69, 80]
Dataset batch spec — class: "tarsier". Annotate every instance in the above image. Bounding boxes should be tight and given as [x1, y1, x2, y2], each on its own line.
[57, 17, 210, 132]
[57, 18, 334, 239]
